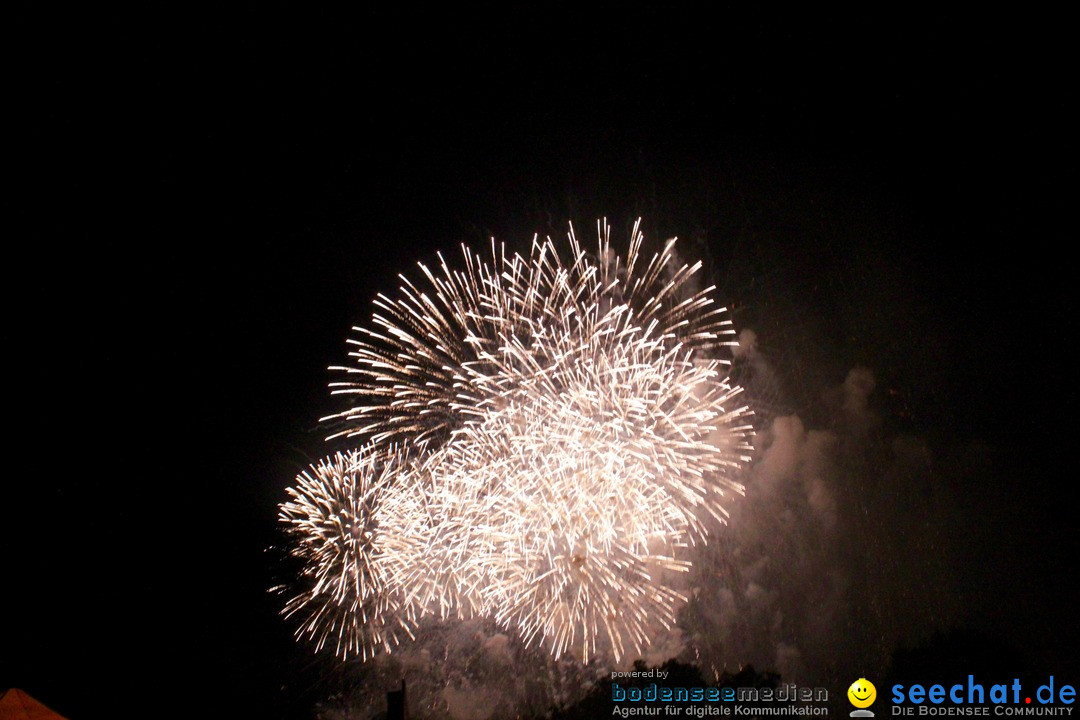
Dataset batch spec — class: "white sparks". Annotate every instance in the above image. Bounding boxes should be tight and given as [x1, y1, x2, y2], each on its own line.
[280, 219, 753, 663]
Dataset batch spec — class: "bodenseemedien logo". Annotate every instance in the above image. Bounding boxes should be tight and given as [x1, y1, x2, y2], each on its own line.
[849, 679, 878, 717]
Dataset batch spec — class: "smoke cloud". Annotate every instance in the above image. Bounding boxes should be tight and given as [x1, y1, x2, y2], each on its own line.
[317, 326, 1028, 719]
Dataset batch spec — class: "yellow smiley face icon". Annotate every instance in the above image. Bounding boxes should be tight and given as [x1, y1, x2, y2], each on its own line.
[848, 679, 876, 708]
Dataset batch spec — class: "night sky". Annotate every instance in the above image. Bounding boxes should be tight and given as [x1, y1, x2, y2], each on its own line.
[5, 7, 1076, 719]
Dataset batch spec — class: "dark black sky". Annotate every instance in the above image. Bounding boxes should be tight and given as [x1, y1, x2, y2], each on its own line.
[5, 6, 1076, 719]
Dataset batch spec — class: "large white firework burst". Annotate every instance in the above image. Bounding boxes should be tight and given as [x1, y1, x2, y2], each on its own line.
[279, 219, 754, 664]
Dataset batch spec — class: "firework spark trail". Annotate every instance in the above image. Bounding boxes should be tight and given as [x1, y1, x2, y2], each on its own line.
[279, 449, 423, 661]
[279, 219, 754, 663]
[433, 320, 747, 661]
[322, 220, 737, 446]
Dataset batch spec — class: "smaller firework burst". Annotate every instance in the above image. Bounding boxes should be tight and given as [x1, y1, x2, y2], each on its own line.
[279, 449, 423, 660]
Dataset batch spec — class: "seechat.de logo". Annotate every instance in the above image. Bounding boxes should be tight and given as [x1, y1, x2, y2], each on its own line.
[891, 676, 1076, 715]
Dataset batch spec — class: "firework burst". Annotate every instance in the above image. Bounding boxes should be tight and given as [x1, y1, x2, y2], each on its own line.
[278, 449, 421, 660]
[279, 219, 753, 663]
